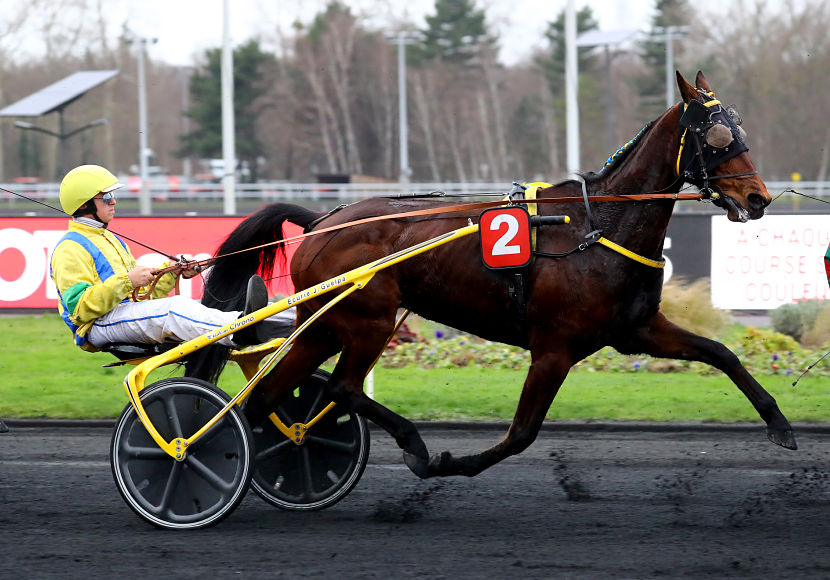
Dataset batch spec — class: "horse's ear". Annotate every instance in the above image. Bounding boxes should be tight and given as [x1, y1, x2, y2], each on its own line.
[695, 70, 713, 92]
[675, 71, 699, 103]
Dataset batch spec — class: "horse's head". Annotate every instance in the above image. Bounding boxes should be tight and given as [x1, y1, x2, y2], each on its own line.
[675, 71, 770, 222]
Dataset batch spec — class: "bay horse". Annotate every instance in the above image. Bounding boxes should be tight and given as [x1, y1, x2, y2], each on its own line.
[197, 71, 796, 479]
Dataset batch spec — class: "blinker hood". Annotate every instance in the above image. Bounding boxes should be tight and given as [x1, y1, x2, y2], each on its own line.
[679, 99, 713, 134]
[676, 99, 748, 183]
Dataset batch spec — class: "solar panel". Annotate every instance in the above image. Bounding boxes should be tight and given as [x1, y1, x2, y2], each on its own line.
[0, 70, 119, 117]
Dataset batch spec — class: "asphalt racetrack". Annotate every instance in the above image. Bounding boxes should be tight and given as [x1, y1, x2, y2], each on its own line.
[2, 423, 830, 578]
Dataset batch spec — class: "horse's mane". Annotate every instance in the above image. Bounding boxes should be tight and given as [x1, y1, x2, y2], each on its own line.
[184, 203, 321, 382]
[581, 121, 656, 186]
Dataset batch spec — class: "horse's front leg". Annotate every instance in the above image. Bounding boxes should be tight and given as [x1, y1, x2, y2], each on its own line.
[619, 312, 797, 450]
[426, 348, 571, 478]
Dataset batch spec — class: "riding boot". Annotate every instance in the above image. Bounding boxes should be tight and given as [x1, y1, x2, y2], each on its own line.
[232, 275, 269, 346]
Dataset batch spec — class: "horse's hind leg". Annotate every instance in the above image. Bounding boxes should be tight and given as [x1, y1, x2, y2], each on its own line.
[621, 312, 796, 450]
[426, 348, 572, 478]
[325, 324, 433, 478]
[243, 325, 341, 427]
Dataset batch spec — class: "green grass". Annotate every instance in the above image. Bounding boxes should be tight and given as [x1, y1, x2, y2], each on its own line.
[2, 314, 829, 422]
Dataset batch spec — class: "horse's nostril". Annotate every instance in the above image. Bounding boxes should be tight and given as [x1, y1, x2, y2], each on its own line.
[748, 192, 769, 209]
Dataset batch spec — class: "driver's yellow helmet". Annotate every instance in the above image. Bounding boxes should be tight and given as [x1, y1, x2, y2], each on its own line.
[59, 165, 124, 215]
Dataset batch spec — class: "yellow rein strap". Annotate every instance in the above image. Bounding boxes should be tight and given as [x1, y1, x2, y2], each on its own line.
[520, 181, 666, 269]
[596, 236, 665, 269]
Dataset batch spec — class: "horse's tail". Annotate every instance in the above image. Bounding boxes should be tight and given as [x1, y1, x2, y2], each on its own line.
[185, 202, 321, 382]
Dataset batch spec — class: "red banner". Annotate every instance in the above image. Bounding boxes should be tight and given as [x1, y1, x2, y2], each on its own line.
[0, 217, 300, 309]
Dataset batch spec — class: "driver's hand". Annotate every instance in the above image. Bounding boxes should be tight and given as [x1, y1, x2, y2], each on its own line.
[180, 264, 201, 279]
[128, 266, 156, 288]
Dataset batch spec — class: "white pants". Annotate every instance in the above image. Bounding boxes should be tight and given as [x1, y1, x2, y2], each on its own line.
[87, 295, 294, 348]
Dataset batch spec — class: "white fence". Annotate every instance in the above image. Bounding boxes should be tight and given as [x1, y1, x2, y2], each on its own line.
[2, 180, 827, 206]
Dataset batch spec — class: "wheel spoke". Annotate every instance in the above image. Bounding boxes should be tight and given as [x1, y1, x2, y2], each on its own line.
[121, 442, 170, 460]
[184, 454, 237, 493]
[299, 446, 315, 500]
[303, 387, 326, 423]
[255, 438, 293, 463]
[305, 434, 357, 454]
[158, 461, 184, 515]
[189, 415, 227, 449]
[162, 393, 184, 438]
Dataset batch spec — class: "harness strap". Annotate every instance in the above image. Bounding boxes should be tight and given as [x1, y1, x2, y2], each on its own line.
[596, 237, 665, 269]
[708, 171, 759, 181]
[578, 177, 598, 233]
[141, 190, 703, 291]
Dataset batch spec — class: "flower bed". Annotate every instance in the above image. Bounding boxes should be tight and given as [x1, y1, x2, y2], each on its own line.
[381, 326, 829, 377]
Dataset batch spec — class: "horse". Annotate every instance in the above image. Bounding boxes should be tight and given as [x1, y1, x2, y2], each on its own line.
[195, 71, 796, 479]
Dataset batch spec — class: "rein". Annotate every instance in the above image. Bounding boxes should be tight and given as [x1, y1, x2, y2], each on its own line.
[184, 191, 704, 272]
[153, 189, 704, 294]
[0, 181, 708, 296]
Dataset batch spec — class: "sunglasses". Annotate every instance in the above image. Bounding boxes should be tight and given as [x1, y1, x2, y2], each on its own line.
[93, 192, 116, 205]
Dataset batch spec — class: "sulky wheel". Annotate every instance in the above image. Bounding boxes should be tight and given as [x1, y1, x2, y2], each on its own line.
[110, 378, 254, 530]
[250, 369, 370, 511]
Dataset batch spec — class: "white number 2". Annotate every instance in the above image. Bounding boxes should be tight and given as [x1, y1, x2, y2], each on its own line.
[490, 214, 521, 255]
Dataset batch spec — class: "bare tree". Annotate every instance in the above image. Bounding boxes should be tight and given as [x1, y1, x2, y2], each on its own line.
[320, 14, 363, 174]
[410, 70, 441, 181]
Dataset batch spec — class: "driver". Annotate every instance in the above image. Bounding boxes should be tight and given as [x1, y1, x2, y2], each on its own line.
[50, 164, 293, 350]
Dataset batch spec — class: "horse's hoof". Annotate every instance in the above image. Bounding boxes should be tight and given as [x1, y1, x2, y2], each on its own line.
[767, 427, 798, 450]
[427, 451, 453, 477]
[403, 451, 430, 479]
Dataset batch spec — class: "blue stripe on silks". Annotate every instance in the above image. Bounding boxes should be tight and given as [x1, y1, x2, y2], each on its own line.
[92, 310, 224, 330]
[50, 231, 131, 346]
[58, 232, 116, 280]
[92, 313, 168, 328]
[170, 310, 223, 328]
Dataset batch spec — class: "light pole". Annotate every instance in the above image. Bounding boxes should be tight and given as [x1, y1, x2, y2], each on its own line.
[125, 35, 157, 216]
[565, 0, 580, 176]
[387, 32, 416, 192]
[14, 117, 109, 179]
[576, 30, 637, 156]
[651, 26, 689, 108]
[221, 0, 236, 215]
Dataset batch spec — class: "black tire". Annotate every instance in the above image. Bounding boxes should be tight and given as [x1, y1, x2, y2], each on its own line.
[250, 370, 370, 511]
[110, 378, 254, 530]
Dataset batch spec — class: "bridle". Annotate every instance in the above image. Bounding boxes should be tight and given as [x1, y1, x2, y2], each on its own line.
[675, 89, 759, 203]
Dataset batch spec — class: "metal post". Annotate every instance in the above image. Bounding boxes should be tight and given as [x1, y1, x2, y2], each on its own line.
[221, 0, 236, 215]
[397, 33, 410, 193]
[181, 68, 192, 180]
[136, 38, 152, 216]
[565, 0, 580, 176]
[651, 26, 688, 110]
[603, 45, 616, 153]
[665, 30, 674, 109]
[57, 108, 66, 179]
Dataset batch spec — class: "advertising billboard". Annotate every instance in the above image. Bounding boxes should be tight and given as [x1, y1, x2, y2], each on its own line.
[0, 217, 301, 309]
[711, 215, 830, 309]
